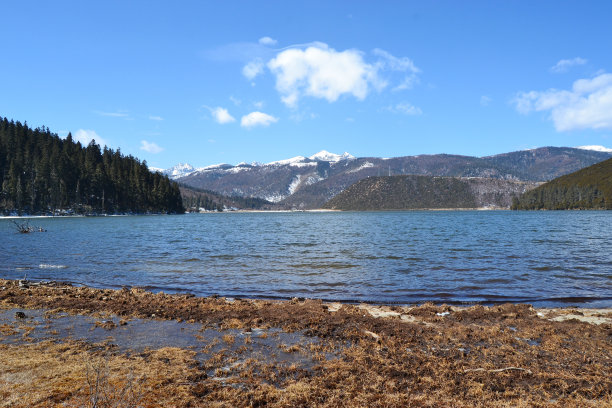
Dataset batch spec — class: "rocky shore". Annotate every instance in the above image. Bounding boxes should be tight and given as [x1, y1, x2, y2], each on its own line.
[0, 279, 610, 407]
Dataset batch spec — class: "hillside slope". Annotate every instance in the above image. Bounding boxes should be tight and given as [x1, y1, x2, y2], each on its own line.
[180, 185, 276, 211]
[511, 157, 612, 210]
[322, 176, 538, 210]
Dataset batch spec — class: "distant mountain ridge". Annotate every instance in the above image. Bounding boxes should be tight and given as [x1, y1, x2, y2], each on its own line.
[155, 150, 356, 180]
[164, 147, 611, 209]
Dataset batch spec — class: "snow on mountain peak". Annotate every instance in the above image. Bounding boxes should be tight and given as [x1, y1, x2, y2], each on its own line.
[165, 163, 196, 179]
[576, 145, 612, 153]
[266, 156, 308, 166]
[309, 150, 355, 162]
[159, 150, 356, 179]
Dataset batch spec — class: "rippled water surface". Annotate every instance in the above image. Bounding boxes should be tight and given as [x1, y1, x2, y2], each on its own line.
[1, 211, 611, 307]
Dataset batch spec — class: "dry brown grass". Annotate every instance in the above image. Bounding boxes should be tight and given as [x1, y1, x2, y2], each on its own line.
[0, 341, 202, 407]
[0, 279, 611, 407]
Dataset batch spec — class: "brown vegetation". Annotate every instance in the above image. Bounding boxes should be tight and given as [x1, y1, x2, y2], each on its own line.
[0, 279, 611, 407]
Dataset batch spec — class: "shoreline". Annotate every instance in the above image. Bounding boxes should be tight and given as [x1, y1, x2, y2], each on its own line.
[5, 278, 609, 309]
[2, 279, 610, 324]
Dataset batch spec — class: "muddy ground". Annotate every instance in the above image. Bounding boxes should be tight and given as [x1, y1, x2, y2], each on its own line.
[0, 279, 611, 407]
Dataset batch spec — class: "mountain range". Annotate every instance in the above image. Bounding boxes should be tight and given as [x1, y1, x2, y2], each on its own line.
[156, 146, 612, 210]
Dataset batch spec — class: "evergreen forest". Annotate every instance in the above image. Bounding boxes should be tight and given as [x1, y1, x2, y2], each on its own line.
[0, 117, 184, 215]
[179, 184, 274, 212]
[512, 157, 612, 210]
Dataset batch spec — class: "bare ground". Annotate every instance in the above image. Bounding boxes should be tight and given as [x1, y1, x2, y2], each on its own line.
[0, 279, 611, 407]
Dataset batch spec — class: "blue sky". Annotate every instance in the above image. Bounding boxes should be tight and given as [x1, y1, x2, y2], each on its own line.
[1, 1, 611, 169]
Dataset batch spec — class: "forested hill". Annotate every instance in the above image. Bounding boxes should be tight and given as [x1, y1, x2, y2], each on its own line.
[511, 157, 612, 210]
[179, 184, 276, 212]
[0, 117, 183, 215]
[322, 175, 538, 210]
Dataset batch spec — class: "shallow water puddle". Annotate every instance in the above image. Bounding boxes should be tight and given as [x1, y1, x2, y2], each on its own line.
[0, 307, 330, 373]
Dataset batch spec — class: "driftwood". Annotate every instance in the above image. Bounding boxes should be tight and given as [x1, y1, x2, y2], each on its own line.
[464, 367, 533, 375]
[12, 220, 46, 233]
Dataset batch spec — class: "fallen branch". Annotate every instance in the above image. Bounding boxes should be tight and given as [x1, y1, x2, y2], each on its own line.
[11, 220, 46, 233]
[464, 367, 533, 375]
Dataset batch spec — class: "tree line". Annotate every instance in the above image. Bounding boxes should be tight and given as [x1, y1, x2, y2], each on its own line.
[0, 116, 184, 214]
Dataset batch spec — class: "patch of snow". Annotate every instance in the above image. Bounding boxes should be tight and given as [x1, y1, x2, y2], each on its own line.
[576, 145, 612, 153]
[309, 150, 355, 162]
[225, 166, 248, 173]
[306, 175, 324, 185]
[348, 161, 375, 173]
[291, 162, 317, 168]
[264, 193, 286, 203]
[266, 156, 308, 166]
[201, 163, 231, 170]
[288, 175, 302, 195]
[164, 163, 196, 179]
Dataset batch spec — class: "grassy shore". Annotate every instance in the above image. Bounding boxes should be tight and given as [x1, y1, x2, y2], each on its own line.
[0, 279, 611, 407]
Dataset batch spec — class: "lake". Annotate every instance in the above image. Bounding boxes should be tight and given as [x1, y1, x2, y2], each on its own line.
[1, 211, 611, 307]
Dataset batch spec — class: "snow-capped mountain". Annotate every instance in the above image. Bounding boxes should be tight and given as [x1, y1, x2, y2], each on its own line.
[158, 151, 355, 180]
[160, 147, 612, 209]
[265, 150, 355, 166]
[266, 156, 310, 167]
[576, 145, 612, 153]
[309, 150, 355, 162]
[152, 163, 197, 179]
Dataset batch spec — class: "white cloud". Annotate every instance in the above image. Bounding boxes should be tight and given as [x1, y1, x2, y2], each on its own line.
[240, 111, 278, 128]
[386, 103, 422, 116]
[94, 110, 130, 118]
[480, 95, 492, 106]
[372, 48, 420, 91]
[253, 101, 264, 109]
[393, 77, 419, 91]
[149, 115, 163, 121]
[208, 107, 236, 124]
[242, 59, 264, 80]
[74, 129, 109, 147]
[140, 140, 164, 154]
[266, 43, 420, 107]
[268, 43, 380, 107]
[550, 57, 587, 73]
[514, 73, 612, 131]
[372, 48, 419, 73]
[259, 36, 278, 46]
[229, 96, 242, 106]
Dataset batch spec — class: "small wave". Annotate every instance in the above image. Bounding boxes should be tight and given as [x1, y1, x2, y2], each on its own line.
[531, 266, 558, 272]
[482, 278, 513, 284]
[39, 264, 68, 269]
